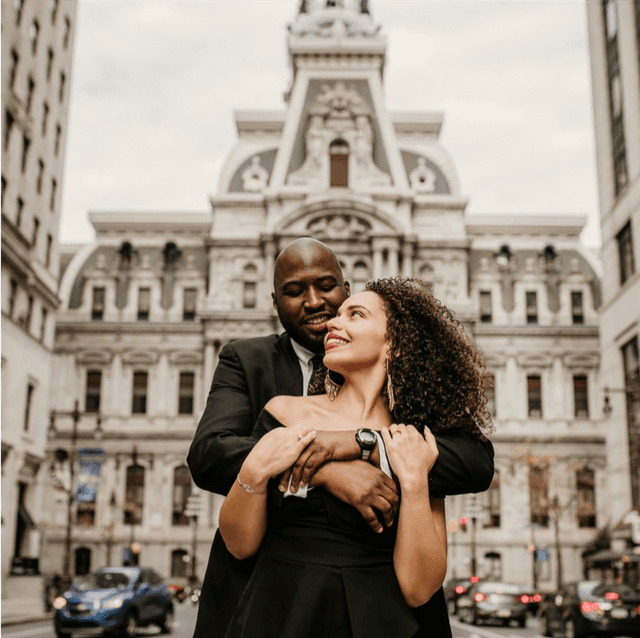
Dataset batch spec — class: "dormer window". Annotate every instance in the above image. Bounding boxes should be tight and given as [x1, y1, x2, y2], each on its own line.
[329, 139, 349, 187]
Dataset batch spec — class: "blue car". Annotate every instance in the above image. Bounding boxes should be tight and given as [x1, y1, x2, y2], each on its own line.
[54, 567, 174, 638]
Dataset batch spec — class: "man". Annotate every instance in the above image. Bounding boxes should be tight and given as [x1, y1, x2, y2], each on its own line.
[187, 237, 494, 637]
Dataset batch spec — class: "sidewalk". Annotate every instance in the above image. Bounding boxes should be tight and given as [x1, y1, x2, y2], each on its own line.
[1, 599, 54, 627]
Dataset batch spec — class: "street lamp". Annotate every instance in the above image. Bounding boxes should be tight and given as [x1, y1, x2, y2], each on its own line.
[48, 400, 102, 588]
[184, 488, 203, 584]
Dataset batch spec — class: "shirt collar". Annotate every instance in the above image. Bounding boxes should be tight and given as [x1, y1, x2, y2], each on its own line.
[290, 338, 317, 368]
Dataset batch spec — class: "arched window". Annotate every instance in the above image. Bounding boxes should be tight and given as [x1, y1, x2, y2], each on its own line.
[171, 549, 188, 577]
[172, 466, 192, 526]
[576, 467, 596, 528]
[484, 552, 502, 580]
[242, 264, 258, 309]
[124, 465, 145, 525]
[75, 547, 91, 576]
[330, 139, 349, 187]
[485, 469, 500, 528]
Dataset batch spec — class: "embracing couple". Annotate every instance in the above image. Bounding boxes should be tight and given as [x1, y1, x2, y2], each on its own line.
[188, 237, 495, 638]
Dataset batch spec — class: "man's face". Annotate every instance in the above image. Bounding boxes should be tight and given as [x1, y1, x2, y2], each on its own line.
[272, 249, 350, 354]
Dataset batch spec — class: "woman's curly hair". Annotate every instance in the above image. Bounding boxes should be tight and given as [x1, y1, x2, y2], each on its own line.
[366, 277, 494, 439]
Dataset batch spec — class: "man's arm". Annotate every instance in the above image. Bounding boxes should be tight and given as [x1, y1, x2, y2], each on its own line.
[282, 428, 494, 499]
[187, 344, 258, 496]
[428, 432, 495, 497]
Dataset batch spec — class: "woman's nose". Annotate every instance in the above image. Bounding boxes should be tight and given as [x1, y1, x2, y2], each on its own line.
[326, 316, 341, 332]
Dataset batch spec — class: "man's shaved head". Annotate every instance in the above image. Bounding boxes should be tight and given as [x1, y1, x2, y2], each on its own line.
[271, 237, 350, 353]
[273, 238, 344, 292]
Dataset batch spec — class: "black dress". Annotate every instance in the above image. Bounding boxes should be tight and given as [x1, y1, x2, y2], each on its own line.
[224, 410, 451, 638]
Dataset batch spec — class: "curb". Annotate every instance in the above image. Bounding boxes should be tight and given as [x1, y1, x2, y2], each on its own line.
[1, 613, 54, 627]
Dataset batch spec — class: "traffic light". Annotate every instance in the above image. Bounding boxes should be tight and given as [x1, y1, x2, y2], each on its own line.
[460, 517, 468, 532]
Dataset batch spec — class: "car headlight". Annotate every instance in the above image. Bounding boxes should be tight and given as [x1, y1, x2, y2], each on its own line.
[53, 597, 68, 610]
[102, 597, 124, 609]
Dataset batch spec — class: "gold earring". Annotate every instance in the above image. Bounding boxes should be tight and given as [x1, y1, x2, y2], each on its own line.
[325, 373, 341, 401]
[387, 374, 395, 411]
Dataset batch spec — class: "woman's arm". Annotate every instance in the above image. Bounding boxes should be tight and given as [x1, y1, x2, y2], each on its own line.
[381, 425, 447, 607]
[218, 423, 316, 560]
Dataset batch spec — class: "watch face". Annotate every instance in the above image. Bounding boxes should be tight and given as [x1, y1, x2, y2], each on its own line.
[358, 429, 376, 449]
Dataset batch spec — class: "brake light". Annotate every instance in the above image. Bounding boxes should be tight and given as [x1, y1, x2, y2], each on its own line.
[520, 595, 530, 603]
[470, 576, 479, 583]
[581, 602, 600, 613]
[636, 605, 640, 615]
[474, 593, 487, 602]
[604, 592, 619, 600]
[533, 594, 541, 602]
[455, 586, 466, 594]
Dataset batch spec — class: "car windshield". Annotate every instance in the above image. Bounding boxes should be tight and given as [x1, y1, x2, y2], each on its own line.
[75, 571, 131, 591]
[479, 583, 521, 595]
[590, 583, 638, 600]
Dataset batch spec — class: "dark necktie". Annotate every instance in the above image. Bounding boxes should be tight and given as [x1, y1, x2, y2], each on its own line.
[307, 355, 325, 396]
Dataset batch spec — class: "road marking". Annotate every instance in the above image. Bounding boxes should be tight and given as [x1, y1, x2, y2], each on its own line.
[2, 627, 53, 638]
[450, 618, 525, 638]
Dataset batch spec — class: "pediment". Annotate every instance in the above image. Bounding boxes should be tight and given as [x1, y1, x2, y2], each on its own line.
[122, 350, 159, 365]
[275, 199, 400, 239]
[76, 350, 113, 365]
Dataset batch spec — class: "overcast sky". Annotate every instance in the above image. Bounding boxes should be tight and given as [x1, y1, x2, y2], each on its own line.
[60, 0, 600, 247]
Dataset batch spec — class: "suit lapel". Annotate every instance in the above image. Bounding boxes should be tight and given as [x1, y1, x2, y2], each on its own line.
[273, 334, 304, 397]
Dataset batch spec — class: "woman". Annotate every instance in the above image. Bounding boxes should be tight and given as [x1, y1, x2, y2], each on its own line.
[219, 278, 493, 638]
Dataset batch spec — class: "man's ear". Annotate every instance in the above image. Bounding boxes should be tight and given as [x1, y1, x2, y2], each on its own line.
[344, 281, 351, 297]
[271, 291, 278, 310]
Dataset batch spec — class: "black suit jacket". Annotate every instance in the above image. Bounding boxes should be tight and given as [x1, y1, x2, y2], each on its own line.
[187, 333, 495, 637]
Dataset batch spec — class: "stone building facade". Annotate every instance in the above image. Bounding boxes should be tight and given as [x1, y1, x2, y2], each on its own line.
[46, 0, 606, 591]
[1, 0, 78, 612]
[585, 0, 640, 584]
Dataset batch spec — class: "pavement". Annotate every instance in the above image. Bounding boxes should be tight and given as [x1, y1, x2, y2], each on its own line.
[1, 599, 54, 627]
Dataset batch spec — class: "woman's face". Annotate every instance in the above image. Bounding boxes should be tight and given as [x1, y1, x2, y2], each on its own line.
[323, 291, 389, 372]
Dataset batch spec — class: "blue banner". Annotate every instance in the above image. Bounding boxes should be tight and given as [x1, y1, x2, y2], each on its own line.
[76, 448, 104, 503]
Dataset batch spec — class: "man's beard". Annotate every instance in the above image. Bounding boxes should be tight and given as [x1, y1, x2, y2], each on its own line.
[277, 311, 327, 354]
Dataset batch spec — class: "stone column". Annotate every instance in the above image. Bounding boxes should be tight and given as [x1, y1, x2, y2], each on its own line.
[401, 242, 414, 278]
[156, 352, 170, 415]
[387, 246, 399, 278]
[372, 243, 384, 280]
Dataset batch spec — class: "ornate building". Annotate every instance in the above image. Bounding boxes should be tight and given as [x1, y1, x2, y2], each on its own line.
[46, 0, 605, 591]
[585, 0, 640, 584]
[1, 0, 78, 613]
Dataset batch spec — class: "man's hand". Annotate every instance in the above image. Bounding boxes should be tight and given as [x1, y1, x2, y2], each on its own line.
[312, 461, 399, 534]
[278, 430, 360, 493]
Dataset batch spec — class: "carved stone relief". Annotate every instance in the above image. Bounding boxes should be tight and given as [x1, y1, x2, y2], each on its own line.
[241, 156, 269, 192]
[409, 157, 436, 194]
[288, 82, 391, 189]
[306, 214, 371, 240]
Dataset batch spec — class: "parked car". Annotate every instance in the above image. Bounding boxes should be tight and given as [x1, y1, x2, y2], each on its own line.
[518, 584, 543, 615]
[457, 581, 527, 627]
[53, 567, 174, 638]
[539, 580, 640, 638]
[444, 577, 477, 615]
[168, 583, 186, 603]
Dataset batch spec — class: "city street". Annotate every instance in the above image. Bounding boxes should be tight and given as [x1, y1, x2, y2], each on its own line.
[1, 602, 199, 638]
[1, 606, 546, 638]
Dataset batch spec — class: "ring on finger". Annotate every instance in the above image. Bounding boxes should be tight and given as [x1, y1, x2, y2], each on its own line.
[298, 433, 303, 440]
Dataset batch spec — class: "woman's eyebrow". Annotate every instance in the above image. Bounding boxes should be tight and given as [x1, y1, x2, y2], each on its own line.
[346, 304, 369, 313]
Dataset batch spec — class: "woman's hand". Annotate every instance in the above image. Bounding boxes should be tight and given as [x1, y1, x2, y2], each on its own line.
[277, 430, 361, 493]
[380, 424, 438, 495]
[240, 428, 317, 491]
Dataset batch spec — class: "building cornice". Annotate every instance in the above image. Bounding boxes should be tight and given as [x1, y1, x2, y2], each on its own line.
[89, 211, 211, 235]
[473, 325, 600, 338]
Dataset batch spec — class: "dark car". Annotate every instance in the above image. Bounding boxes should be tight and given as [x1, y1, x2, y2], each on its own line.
[53, 567, 174, 638]
[539, 580, 640, 638]
[444, 577, 478, 615]
[518, 584, 543, 615]
[457, 581, 528, 627]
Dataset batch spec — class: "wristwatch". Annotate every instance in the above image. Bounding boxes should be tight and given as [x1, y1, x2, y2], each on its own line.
[355, 428, 377, 461]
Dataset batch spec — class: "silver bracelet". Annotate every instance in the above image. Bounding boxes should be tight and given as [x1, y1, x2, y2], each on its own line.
[237, 475, 267, 495]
